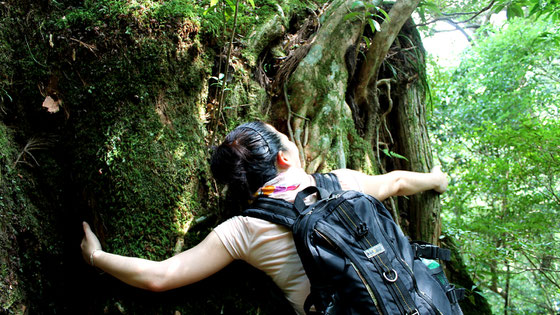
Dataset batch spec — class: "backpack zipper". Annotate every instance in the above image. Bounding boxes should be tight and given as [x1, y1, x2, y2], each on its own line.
[336, 203, 417, 314]
[367, 201, 443, 315]
[305, 193, 343, 216]
[314, 229, 337, 249]
[350, 262, 383, 315]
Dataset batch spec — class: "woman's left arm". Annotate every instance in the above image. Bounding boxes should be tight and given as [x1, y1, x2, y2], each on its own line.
[333, 166, 448, 201]
[81, 222, 234, 292]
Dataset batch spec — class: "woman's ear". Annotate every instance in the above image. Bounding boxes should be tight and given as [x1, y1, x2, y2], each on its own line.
[276, 150, 292, 170]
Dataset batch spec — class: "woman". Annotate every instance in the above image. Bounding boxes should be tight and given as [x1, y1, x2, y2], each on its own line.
[81, 121, 448, 315]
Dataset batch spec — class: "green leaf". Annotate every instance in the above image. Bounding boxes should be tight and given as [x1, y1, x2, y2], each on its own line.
[552, 11, 560, 22]
[528, 2, 541, 17]
[224, 0, 235, 12]
[492, 3, 506, 14]
[389, 151, 408, 161]
[344, 12, 362, 21]
[377, 7, 390, 21]
[421, 1, 441, 15]
[382, 149, 409, 161]
[506, 4, 524, 19]
[362, 35, 371, 48]
[368, 19, 381, 32]
[351, 1, 364, 9]
[246, 0, 255, 9]
[417, 7, 427, 23]
[210, 0, 219, 6]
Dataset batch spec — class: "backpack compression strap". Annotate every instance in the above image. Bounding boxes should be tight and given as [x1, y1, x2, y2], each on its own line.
[447, 286, 466, 303]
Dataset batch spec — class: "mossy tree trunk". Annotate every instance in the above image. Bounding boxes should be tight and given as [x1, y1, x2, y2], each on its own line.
[270, 0, 365, 173]
[265, 0, 438, 241]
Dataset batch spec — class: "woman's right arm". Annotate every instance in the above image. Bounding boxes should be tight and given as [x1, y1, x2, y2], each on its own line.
[81, 221, 234, 292]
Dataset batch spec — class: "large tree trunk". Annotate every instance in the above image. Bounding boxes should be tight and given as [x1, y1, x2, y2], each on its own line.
[264, 3, 491, 313]
[383, 20, 442, 243]
[269, 0, 440, 241]
[270, 0, 366, 173]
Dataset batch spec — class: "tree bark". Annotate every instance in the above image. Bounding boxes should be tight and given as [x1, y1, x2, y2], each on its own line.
[272, 0, 367, 172]
[354, 0, 422, 144]
[384, 20, 442, 242]
[504, 263, 510, 315]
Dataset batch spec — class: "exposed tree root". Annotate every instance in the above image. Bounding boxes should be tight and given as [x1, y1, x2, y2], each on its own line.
[284, 81, 308, 166]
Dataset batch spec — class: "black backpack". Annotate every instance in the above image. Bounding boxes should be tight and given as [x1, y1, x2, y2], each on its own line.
[244, 173, 464, 315]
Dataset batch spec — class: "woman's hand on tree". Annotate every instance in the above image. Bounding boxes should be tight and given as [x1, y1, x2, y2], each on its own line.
[81, 221, 102, 266]
[430, 165, 448, 193]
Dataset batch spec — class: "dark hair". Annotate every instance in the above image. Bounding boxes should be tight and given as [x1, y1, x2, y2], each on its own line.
[210, 121, 285, 206]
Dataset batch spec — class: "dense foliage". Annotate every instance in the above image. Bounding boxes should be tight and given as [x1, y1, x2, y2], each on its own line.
[428, 16, 560, 314]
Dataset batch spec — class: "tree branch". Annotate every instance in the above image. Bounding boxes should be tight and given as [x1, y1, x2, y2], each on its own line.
[521, 249, 560, 291]
[355, 0, 421, 105]
[442, 18, 473, 42]
[456, 0, 497, 24]
[510, 264, 560, 274]
[415, 0, 496, 27]
[545, 176, 560, 204]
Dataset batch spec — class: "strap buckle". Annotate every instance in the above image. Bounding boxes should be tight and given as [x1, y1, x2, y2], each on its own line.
[446, 286, 466, 303]
[411, 242, 451, 261]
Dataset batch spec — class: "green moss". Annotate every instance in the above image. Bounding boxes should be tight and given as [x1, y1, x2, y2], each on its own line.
[240, 0, 325, 66]
[0, 124, 51, 314]
[0, 125, 21, 312]
[0, 0, 333, 313]
[93, 102, 211, 259]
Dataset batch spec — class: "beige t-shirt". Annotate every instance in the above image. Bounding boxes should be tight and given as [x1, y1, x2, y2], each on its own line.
[213, 169, 363, 315]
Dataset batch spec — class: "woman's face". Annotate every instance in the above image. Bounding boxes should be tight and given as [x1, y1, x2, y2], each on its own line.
[265, 124, 302, 169]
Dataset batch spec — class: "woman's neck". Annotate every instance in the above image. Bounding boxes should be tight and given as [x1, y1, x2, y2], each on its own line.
[254, 167, 310, 202]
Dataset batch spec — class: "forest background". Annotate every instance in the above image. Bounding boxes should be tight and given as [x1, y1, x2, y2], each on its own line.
[0, 0, 558, 314]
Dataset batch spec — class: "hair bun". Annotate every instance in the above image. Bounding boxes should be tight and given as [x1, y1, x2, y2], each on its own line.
[210, 121, 285, 207]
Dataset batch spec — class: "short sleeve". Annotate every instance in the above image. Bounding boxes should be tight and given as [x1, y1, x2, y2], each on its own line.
[213, 216, 253, 260]
[331, 169, 365, 192]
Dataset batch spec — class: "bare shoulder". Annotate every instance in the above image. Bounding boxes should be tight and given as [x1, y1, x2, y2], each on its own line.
[332, 168, 393, 200]
[331, 169, 370, 193]
[331, 168, 367, 179]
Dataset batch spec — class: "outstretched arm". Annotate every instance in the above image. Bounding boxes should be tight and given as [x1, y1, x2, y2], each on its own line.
[335, 166, 448, 201]
[81, 222, 234, 292]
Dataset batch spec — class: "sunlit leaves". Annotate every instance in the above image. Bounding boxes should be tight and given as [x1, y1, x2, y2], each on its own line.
[428, 16, 560, 314]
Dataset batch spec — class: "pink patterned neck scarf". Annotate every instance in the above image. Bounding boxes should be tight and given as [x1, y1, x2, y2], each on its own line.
[253, 167, 312, 203]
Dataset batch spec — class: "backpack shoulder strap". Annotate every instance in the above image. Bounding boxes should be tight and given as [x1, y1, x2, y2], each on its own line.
[311, 172, 341, 192]
[242, 197, 297, 228]
[243, 173, 341, 227]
